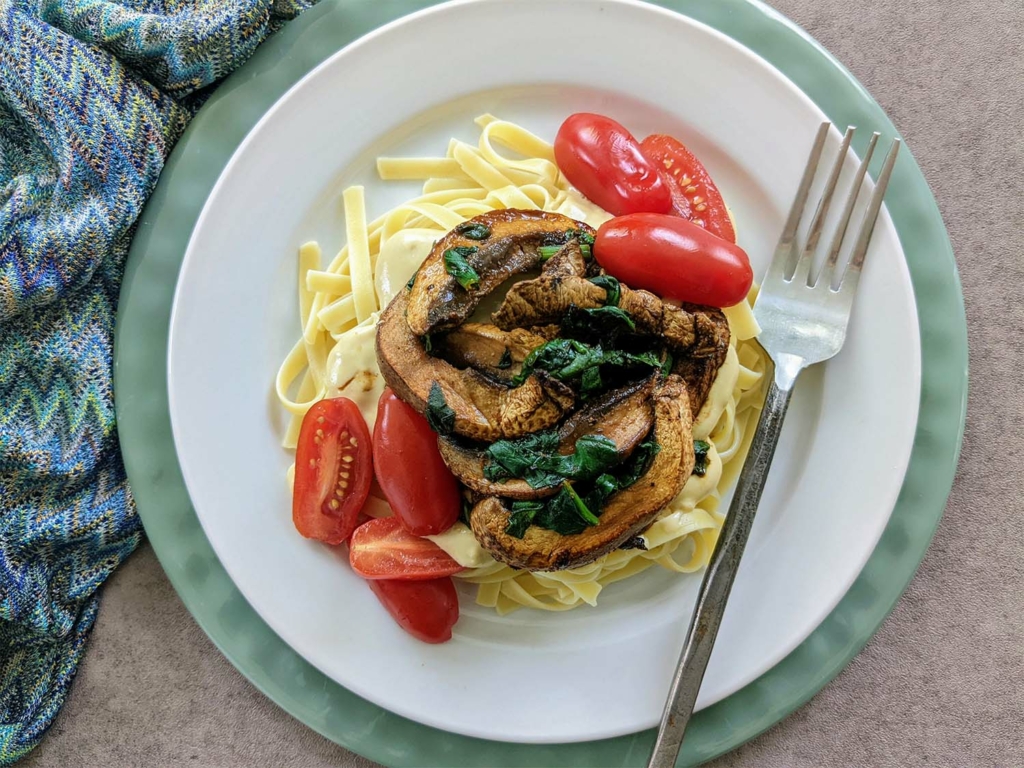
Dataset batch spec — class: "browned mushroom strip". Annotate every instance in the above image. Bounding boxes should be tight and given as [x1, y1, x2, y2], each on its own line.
[437, 375, 657, 500]
[433, 324, 551, 383]
[469, 375, 694, 571]
[540, 239, 588, 277]
[376, 291, 574, 441]
[671, 304, 731, 414]
[405, 209, 595, 336]
[492, 274, 729, 380]
[491, 275, 606, 329]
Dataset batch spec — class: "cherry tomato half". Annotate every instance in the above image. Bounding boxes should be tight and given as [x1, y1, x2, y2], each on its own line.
[350, 517, 465, 580]
[640, 134, 736, 243]
[368, 577, 459, 644]
[292, 397, 372, 545]
[372, 388, 461, 536]
[594, 213, 753, 308]
[554, 113, 672, 217]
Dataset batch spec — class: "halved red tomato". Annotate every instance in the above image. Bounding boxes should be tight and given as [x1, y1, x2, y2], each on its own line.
[292, 397, 372, 545]
[350, 517, 465, 580]
[640, 134, 736, 243]
[367, 577, 459, 644]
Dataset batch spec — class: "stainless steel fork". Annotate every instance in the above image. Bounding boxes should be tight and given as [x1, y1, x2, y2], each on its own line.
[647, 123, 901, 768]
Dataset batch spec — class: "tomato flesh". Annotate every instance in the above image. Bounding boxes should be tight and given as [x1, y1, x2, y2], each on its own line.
[555, 113, 672, 217]
[595, 213, 753, 308]
[368, 577, 459, 644]
[372, 388, 461, 536]
[640, 134, 736, 243]
[350, 517, 465, 580]
[292, 397, 372, 545]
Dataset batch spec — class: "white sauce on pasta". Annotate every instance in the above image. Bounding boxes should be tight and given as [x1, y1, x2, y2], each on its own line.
[325, 315, 383, 430]
[426, 523, 491, 568]
[554, 187, 614, 228]
[275, 115, 769, 614]
[373, 228, 436, 309]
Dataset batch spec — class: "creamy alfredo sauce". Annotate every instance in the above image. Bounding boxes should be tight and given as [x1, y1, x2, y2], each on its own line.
[325, 230, 435, 429]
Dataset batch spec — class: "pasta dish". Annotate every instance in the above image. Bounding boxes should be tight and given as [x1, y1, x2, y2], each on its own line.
[275, 113, 767, 641]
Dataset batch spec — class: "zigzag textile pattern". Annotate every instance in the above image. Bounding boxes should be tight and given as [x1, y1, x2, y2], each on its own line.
[0, 1, 315, 762]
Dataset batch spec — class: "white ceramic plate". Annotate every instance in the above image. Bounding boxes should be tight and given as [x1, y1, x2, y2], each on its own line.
[167, 0, 920, 744]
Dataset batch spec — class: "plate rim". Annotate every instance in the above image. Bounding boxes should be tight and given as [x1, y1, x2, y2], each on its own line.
[113, 0, 967, 765]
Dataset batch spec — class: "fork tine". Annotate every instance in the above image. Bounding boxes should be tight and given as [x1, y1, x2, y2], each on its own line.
[837, 137, 901, 294]
[793, 126, 854, 285]
[764, 121, 831, 286]
[805, 126, 855, 255]
[819, 132, 880, 289]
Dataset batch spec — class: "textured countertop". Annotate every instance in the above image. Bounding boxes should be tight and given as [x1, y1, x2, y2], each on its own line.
[21, 0, 1024, 765]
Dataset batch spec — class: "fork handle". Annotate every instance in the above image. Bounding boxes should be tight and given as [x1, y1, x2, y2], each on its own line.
[647, 355, 801, 768]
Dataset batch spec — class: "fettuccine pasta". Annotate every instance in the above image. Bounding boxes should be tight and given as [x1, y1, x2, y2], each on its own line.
[275, 115, 768, 614]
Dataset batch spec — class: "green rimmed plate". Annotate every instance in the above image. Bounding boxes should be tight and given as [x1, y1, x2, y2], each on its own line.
[114, 0, 966, 764]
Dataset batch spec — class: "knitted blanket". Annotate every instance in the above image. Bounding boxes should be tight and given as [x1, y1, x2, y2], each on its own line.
[0, 1, 314, 762]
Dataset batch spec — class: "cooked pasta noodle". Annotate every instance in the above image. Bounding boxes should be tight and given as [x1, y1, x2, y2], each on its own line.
[275, 116, 768, 614]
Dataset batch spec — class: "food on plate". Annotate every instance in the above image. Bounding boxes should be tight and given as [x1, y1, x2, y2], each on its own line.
[436, 375, 657, 500]
[404, 208, 597, 336]
[377, 210, 600, 441]
[433, 323, 553, 384]
[639, 133, 737, 242]
[382, 207, 728, 571]
[470, 374, 694, 571]
[276, 113, 767, 640]
[372, 388, 461, 535]
[367, 577, 459, 644]
[554, 113, 672, 216]
[350, 517, 465, 579]
[490, 271, 731, 353]
[291, 397, 372, 545]
[377, 286, 575, 441]
[594, 213, 753, 307]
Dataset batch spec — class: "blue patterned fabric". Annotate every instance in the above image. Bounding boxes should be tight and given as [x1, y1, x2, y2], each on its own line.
[0, 1, 315, 762]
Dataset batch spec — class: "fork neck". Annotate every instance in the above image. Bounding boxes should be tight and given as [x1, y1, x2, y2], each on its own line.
[773, 352, 804, 391]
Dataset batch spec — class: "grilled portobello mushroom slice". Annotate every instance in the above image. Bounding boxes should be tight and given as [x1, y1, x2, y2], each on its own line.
[671, 304, 731, 415]
[376, 290, 575, 441]
[540, 238, 588, 277]
[469, 375, 694, 571]
[432, 323, 552, 384]
[492, 273, 729, 361]
[437, 375, 658, 500]
[405, 209, 594, 336]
